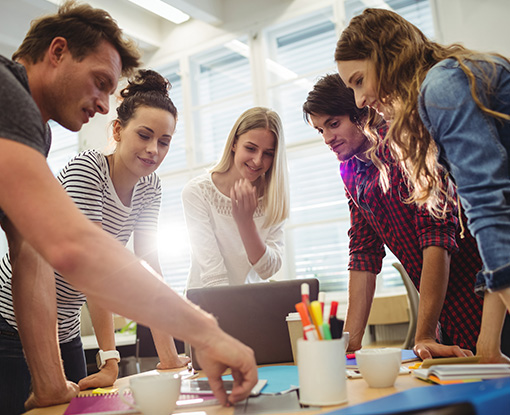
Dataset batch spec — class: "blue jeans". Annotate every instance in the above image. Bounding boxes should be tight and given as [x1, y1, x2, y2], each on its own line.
[419, 57, 510, 293]
[0, 314, 87, 415]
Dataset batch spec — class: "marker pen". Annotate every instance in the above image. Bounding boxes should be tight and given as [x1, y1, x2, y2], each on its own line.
[322, 322, 332, 340]
[310, 300, 324, 339]
[301, 283, 311, 308]
[329, 301, 338, 320]
[318, 291, 326, 319]
[295, 302, 317, 340]
[330, 316, 344, 339]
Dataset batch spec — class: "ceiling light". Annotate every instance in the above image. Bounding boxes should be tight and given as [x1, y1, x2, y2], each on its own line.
[127, 0, 190, 24]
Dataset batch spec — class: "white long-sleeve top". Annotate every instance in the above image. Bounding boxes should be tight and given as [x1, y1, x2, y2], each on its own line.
[182, 173, 285, 288]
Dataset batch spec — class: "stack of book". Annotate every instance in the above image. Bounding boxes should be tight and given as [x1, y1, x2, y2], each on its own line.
[412, 363, 510, 385]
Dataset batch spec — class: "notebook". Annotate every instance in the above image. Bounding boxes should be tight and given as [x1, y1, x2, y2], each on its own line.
[412, 363, 510, 384]
[186, 278, 320, 369]
[63, 391, 219, 414]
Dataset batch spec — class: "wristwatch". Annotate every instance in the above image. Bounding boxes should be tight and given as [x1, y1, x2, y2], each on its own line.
[96, 349, 120, 370]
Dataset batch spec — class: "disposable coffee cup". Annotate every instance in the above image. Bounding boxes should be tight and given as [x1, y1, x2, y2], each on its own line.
[297, 338, 347, 406]
[286, 312, 303, 364]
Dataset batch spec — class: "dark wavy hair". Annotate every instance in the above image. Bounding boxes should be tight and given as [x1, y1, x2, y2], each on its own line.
[303, 73, 368, 126]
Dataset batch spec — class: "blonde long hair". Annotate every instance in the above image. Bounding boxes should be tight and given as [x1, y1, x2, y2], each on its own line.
[335, 8, 510, 217]
[211, 107, 290, 227]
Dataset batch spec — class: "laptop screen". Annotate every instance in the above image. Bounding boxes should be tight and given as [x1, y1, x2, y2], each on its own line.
[186, 278, 319, 369]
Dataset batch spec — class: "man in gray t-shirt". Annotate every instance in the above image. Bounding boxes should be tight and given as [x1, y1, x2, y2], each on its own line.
[0, 56, 51, 224]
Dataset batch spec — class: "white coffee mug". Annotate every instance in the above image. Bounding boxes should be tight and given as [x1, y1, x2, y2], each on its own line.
[119, 373, 181, 415]
[355, 348, 401, 388]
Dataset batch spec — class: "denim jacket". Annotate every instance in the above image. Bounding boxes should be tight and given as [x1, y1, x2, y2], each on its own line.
[418, 56, 510, 292]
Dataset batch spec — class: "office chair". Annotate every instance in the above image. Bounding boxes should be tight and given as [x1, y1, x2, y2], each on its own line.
[135, 324, 185, 373]
[392, 262, 420, 349]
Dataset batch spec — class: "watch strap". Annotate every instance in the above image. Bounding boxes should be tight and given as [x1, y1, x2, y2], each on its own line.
[97, 349, 120, 369]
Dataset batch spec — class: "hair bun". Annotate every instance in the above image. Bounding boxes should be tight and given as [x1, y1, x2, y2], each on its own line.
[120, 69, 171, 99]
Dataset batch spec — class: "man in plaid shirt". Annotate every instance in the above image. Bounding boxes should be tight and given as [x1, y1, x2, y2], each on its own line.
[303, 74, 510, 360]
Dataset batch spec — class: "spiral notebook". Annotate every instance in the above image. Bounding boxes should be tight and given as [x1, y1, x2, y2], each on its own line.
[63, 391, 218, 415]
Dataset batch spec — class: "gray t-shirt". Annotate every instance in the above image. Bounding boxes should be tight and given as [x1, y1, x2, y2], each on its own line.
[0, 55, 52, 219]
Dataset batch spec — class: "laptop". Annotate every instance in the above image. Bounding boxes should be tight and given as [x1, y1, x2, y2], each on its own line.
[186, 278, 319, 369]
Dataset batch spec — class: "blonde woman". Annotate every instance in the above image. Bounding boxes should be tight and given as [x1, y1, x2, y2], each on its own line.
[335, 8, 510, 363]
[183, 107, 289, 288]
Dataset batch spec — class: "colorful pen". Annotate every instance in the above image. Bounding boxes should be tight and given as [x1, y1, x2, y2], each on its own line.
[295, 302, 318, 341]
[329, 301, 338, 320]
[318, 291, 326, 317]
[310, 300, 324, 339]
[322, 322, 332, 340]
[301, 283, 311, 308]
[330, 316, 344, 339]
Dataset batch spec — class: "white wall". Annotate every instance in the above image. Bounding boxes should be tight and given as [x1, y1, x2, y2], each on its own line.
[433, 0, 510, 56]
[147, 0, 335, 67]
[79, 0, 336, 149]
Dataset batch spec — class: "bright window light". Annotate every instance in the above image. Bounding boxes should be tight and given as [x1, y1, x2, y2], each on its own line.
[128, 0, 190, 24]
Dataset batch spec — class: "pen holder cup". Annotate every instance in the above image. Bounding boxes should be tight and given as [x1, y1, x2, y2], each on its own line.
[297, 338, 347, 406]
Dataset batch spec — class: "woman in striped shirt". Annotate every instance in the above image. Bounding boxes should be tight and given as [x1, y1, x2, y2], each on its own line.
[0, 69, 189, 406]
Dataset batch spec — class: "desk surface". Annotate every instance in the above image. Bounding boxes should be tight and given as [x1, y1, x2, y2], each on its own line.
[81, 332, 137, 351]
[24, 364, 429, 415]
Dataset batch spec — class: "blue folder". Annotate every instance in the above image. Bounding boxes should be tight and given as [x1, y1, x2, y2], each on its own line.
[326, 378, 510, 415]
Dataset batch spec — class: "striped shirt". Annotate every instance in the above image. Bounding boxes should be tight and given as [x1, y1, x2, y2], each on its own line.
[0, 149, 162, 343]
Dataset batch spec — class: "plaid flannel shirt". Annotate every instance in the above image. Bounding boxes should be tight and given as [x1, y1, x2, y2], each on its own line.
[340, 144, 483, 351]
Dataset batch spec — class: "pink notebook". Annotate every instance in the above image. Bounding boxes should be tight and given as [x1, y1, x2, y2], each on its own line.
[64, 392, 219, 414]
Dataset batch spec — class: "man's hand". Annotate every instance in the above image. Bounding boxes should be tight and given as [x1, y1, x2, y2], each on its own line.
[413, 338, 473, 360]
[78, 360, 118, 390]
[157, 354, 191, 370]
[25, 380, 79, 411]
[194, 334, 257, 406]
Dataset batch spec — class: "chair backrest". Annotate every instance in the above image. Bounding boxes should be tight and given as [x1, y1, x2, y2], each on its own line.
[135, 324, 186, 359]
[135, 324, 158, 358]
[392, 262, 420, 349]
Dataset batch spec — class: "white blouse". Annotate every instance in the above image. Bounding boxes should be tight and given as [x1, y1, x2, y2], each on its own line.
[182, 173, 285, 288]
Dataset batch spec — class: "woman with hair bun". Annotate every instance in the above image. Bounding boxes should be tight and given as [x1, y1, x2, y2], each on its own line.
[0, 69, 189, 413]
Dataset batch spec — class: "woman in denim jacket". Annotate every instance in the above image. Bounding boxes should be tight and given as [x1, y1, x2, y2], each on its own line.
[335, 7, 510, 364]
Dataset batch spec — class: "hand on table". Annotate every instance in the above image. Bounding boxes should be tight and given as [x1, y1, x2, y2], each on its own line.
[230, 179, 258, 225]
[78, 361, 118, 391]
[194, 332, 257, 406]
[157, 354, 191, 370]
[25, 380, 79, 411]
[413, 339, 473, 360]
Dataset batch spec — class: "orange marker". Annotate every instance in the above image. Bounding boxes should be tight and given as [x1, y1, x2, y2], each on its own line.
[295, 302, 318, 341]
